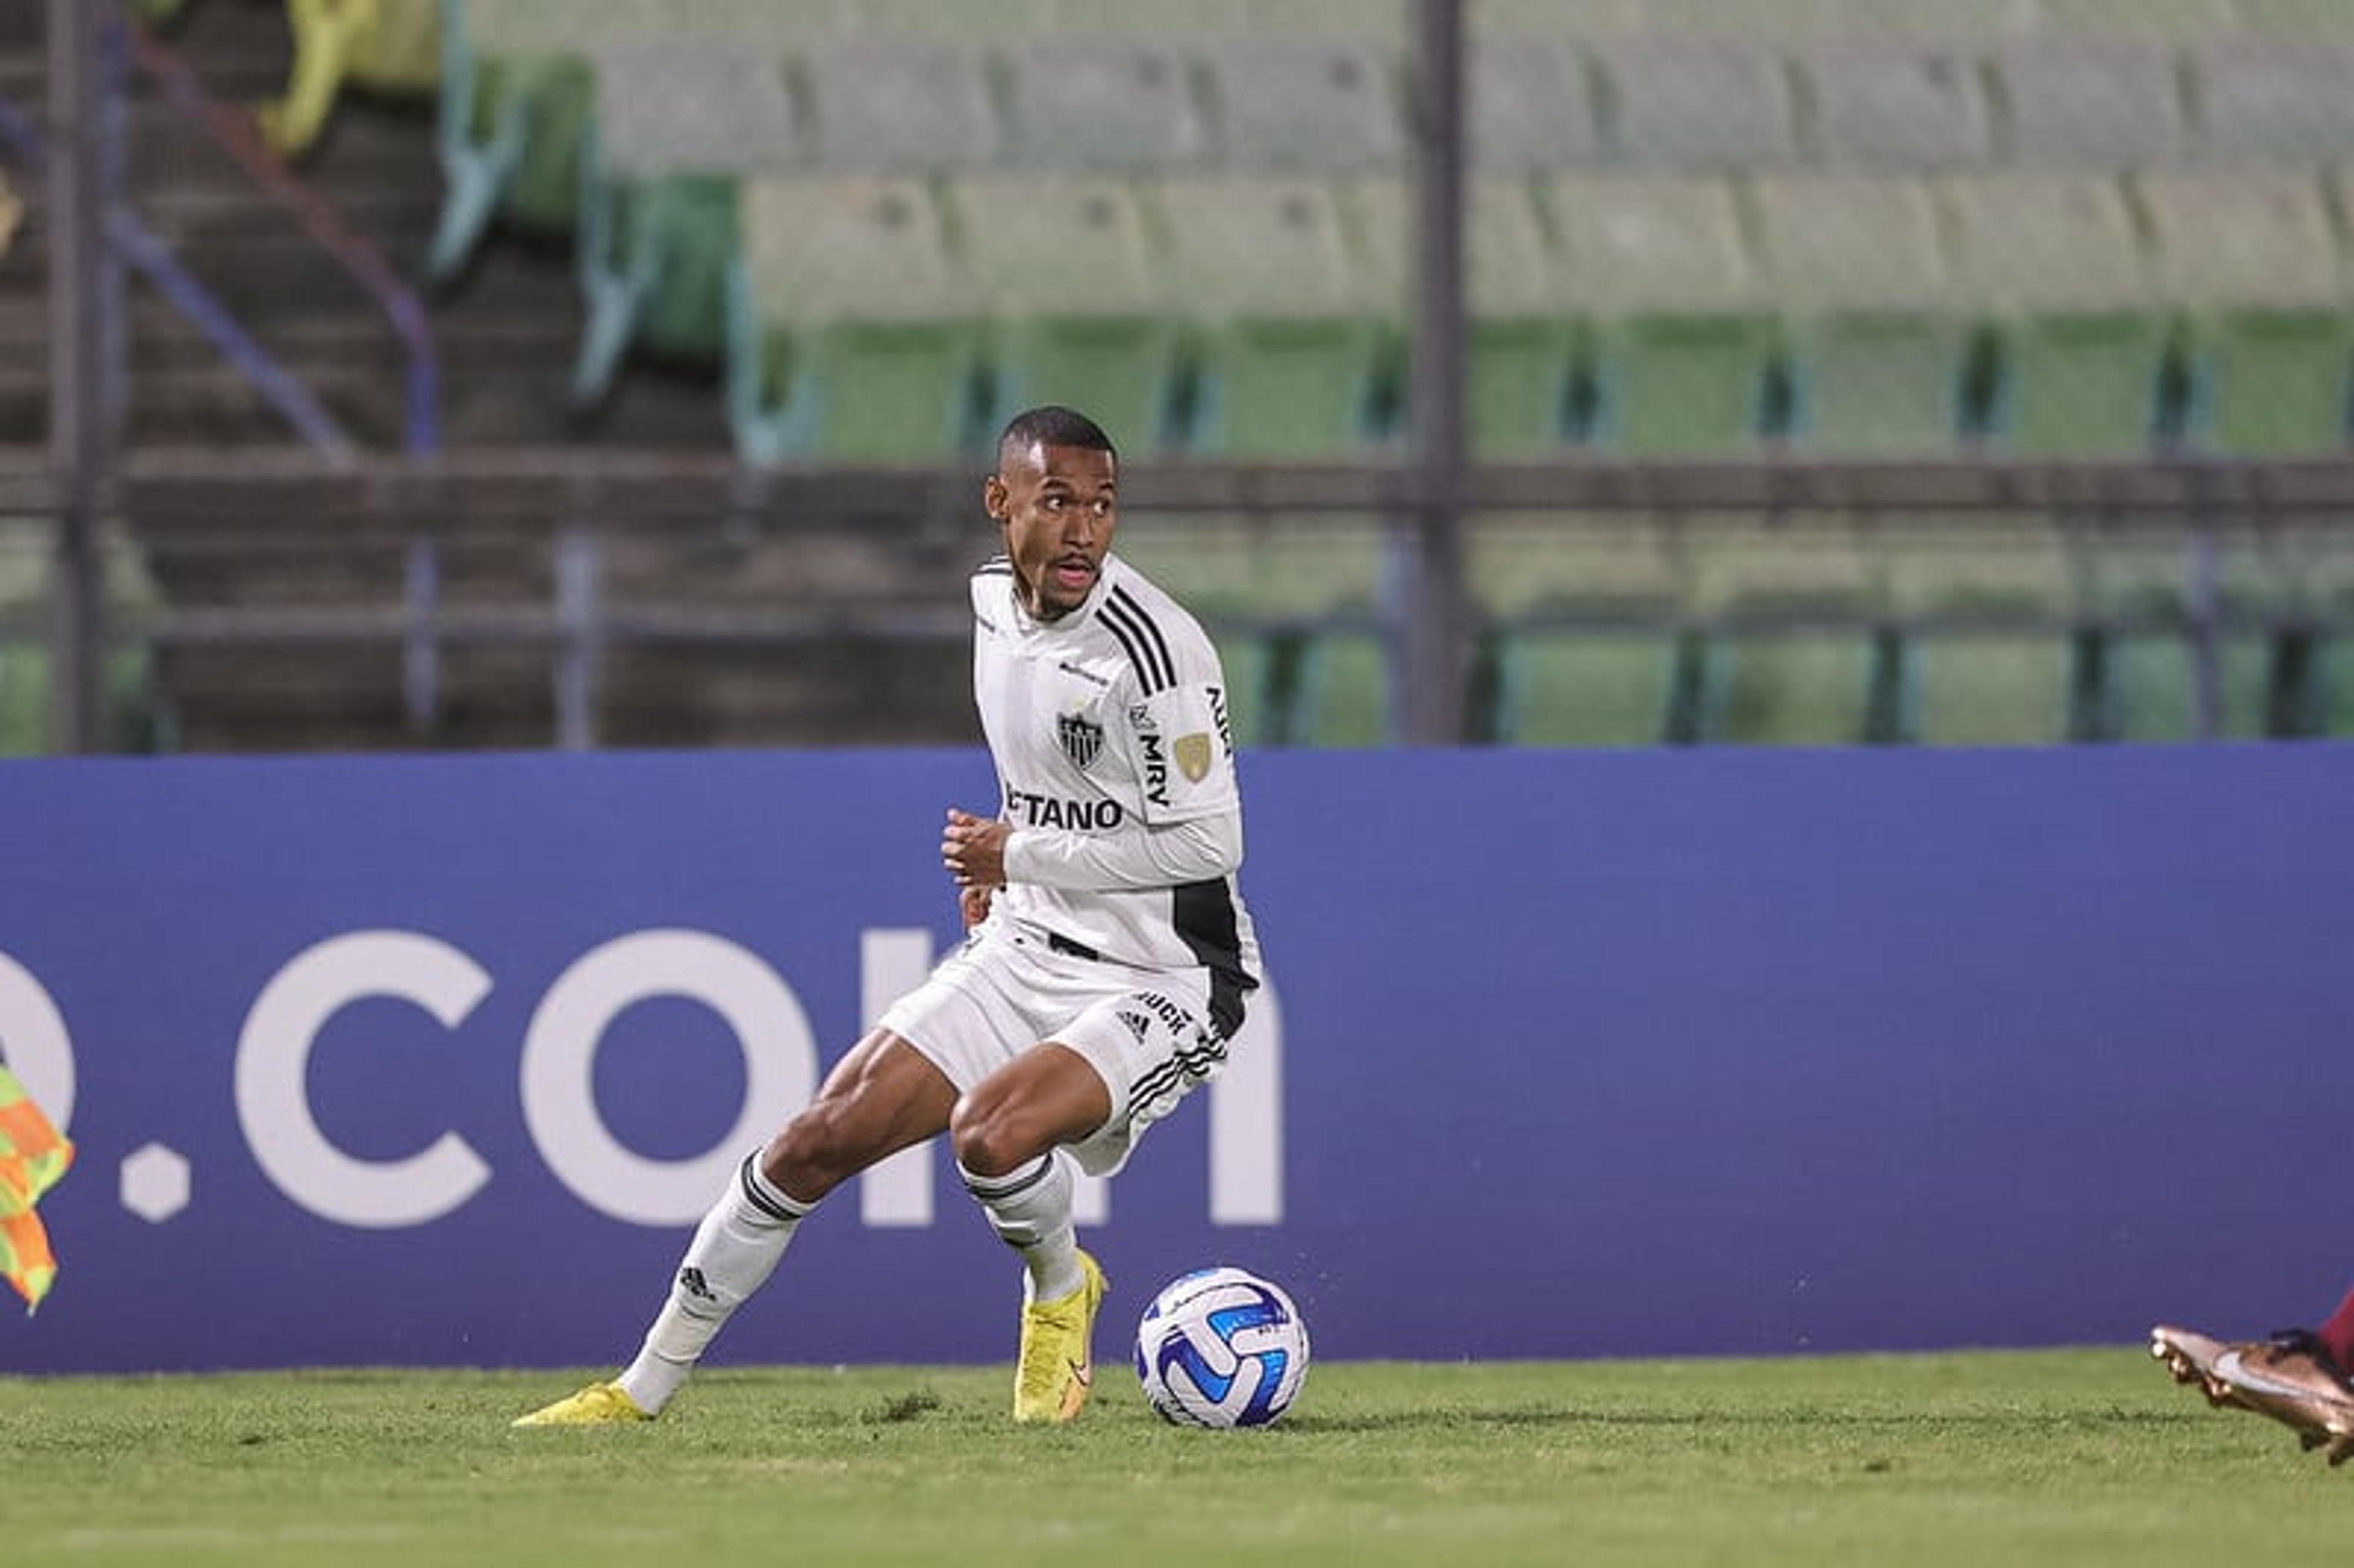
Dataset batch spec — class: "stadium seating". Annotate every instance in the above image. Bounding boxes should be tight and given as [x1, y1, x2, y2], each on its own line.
[1203, 39, 1404, 172]
[1002, 40, 1208, 170]
[728, 177, 978, 462]
[1944, 175, 2167, 457]
[0, 643, 47, 758]
[570, 38, 800, 404]
[1799, 45, 1992, 171]
[2231, 0, 2354, 38]
[956, 177, 1179, 454]
[1469, 37, 1601, 171]
[1470, 512, 1689, 746]
[262, 0, 440, 154]
[2141, 171, 2353, 457]
[1885, 522, 2089, 745]
[1153, 178, 1395, 742]
[800, 38, 1001, 171]
[1754, 175, 1964, 455]
[1346, 177, 1572, 456]
[1156, 178, 1387, 457]
[140, 0, 2354, 751]
[2192, 39, 2354, 167]
[2088, 526, 2286, 743]
[1993, 39, 2188, 169]
[1590, 40, 1802, 170]
[1686, 517, 1890, 746]
[1545, 175, 1776, 456]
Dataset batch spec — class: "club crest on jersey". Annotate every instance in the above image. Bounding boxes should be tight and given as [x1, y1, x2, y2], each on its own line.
[1175, 733, 1213, 783]
[1057, 711, 1105, 770]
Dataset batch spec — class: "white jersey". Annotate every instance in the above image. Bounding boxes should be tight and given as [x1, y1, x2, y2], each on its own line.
[970, 551, 1263, 1038]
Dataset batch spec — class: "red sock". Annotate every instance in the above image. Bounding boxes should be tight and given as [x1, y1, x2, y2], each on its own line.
[2318, 1287, 2354, 1370]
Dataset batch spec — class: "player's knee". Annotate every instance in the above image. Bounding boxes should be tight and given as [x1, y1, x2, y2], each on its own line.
[948, 1092, 1037, 1180]
[762, 1109, 858, 1203]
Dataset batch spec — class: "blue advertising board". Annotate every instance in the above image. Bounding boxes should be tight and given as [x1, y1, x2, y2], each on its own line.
[1, 746, 2348, 1372]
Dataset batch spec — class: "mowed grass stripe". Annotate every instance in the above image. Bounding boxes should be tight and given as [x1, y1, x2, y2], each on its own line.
[3, 1351, 2348, 1567]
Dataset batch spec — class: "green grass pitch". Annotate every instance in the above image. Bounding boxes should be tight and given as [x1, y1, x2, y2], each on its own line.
[4, 1350, 2347, 1566]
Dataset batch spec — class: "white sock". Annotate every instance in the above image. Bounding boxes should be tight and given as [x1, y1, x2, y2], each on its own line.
[959, 1153, 1083, 1303]
[616, 1152, 811, 1414]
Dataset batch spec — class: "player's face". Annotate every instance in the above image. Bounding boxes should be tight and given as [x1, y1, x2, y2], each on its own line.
[985, 440, 1118, 622]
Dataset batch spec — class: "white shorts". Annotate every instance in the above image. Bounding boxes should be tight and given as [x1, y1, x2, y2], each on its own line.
[875, 921, 1233, 1177]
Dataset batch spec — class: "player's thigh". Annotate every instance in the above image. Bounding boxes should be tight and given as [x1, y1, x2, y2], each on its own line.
[951, 1041, 1114, 1175]
[769, 1029, 956, 1196]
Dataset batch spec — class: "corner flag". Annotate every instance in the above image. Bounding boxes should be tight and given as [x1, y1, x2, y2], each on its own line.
[0, 1065, 74, 1312]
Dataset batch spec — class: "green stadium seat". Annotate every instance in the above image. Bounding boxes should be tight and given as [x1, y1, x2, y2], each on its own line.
[570, 39, 801, 404]
[1800, 46, 1992, 172]
[1753, 176, 1967, 455]
[2192, 40, 2354, 168]
[801, 39, 1002, 171]
[1686, 519, 1887, 746]
[1590, 40, 1800, 170]
[1943, 175, 2168, 457]
[728, 177, 980, 462]
[0, 642, 45, 757]
[1156, 178, 1388, 456]
[432, 0, 593, 275]
[1293, 630, 1390, 748]
[1202, 40, 1403, 172]
[2140, 172, 2353, 457]
[956, 177, 1178, 455]
[1468, 512, 1685, 747]
[1349, 177, 1574, 456]
[1256, 518, 1390, 747]
[1992, 40, 2186, 169]
[2271, 522, 2354, 735]
[1002, 42, 1207, 169]
[1469, 37, 1600, 170]
[2091, 525, 2292, 742]
[1885, 522, 2088, 745]
[1544, 175, 1776, 455]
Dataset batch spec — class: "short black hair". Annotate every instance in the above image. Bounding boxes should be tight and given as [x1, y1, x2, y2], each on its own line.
[996, 405, 1116, 468]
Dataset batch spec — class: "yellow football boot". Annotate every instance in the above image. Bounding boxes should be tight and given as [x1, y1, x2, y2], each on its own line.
[511, 1380, 652, 1428]
[1013, 1250, 1107, 1425]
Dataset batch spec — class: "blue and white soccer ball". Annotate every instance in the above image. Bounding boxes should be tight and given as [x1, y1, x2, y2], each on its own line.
[1133, 1265, 1310, 1428]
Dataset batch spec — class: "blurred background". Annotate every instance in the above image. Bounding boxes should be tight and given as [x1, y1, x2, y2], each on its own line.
[7, 0, 2354, 756]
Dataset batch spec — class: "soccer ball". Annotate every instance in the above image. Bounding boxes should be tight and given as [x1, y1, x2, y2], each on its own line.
[1133, 1265, 1310, 1428]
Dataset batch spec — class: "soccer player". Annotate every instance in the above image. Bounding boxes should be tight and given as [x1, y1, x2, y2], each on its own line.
[515, 405, 1263, 1428]
[2151, 1287, 2354, 1464]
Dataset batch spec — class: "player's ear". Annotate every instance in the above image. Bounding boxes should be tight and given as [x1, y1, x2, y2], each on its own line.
[983, 473, 1009, 520]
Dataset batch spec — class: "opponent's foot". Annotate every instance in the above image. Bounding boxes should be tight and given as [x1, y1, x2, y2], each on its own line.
[2152, 1324, 2354, 1461]
[511, 1380, 652, 1428]
[1013, 1250, 1107, 1425]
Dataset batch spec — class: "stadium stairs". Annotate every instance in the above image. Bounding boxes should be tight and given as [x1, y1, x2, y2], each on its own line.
[3, 2, 978, 753]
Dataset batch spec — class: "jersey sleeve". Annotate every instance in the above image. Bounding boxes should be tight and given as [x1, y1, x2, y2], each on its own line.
[1116, 645, 1240, 828]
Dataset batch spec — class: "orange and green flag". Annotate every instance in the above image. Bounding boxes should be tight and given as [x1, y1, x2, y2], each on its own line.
[0, 1064, 74, 1312]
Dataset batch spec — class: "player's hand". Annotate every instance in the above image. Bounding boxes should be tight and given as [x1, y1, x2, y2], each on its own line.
[959, 883, 994, 931]
[942, 807, 1013, 891]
